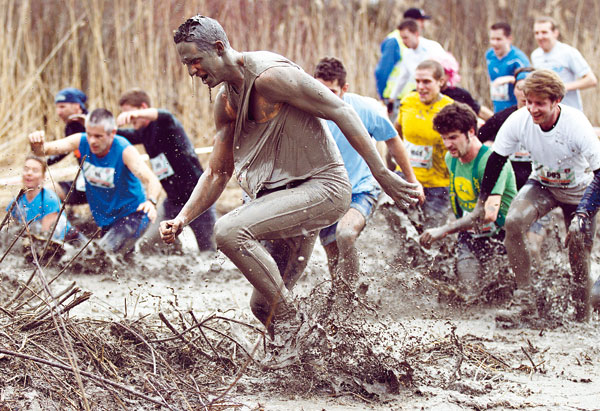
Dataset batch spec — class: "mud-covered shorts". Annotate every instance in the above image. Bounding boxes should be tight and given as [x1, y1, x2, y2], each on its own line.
[319, 187, 380, 246]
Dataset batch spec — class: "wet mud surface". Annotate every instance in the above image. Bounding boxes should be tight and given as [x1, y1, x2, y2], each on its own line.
[1, 202, 599, 410]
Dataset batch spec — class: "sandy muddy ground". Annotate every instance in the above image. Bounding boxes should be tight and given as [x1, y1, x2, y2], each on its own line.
[1, 199, 600, 410]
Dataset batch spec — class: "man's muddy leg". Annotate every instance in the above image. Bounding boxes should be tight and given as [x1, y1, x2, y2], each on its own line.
[323, 242, 339, 281]
[504, 184, 556, 288]
[329, 208, 366, 290]
[253, 233, 319, 331]
[564, 207, 595, 321]
[266, 233, 317, 290]
[214, 178, 350, 328]
[455, 233, 482, 301]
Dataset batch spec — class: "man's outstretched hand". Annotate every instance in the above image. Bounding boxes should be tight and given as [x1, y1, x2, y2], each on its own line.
[419, 226, 448, 249]
[377, 169, 421, 209]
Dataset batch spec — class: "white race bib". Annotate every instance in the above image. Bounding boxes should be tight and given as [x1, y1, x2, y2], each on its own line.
[534, 162, 576, 188]
[83, 161, 115, 188]
[405, 141, 433, 169]
[150, 153, 175, 181]
[75, 171, 86, 191]
[490, 83, 510, 102]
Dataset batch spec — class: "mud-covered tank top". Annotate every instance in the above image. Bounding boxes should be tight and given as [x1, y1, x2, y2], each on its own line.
[226, 51, 344, 199]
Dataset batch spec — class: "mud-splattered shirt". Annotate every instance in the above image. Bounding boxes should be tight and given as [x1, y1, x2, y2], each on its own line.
[225, 51, 345, 199]
[494, 105, 600, 204]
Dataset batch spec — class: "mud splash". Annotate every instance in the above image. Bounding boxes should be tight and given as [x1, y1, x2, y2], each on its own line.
[0, 203, 599, 410]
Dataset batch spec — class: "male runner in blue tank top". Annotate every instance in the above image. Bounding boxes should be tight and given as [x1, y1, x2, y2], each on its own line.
[29, 109, 162, 255]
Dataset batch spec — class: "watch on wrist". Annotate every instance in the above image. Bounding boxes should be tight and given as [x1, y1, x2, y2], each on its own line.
[148, 198, 158, 206]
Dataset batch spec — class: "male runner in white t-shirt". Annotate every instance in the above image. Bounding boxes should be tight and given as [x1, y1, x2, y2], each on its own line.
[475, 69, 600, 325]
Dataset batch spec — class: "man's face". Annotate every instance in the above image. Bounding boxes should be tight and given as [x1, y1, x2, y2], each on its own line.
[534, 21, 558, 52]
[315, 78, 348, 99]
[399, 29, 419, 49]
[86, 124, 115, 157]
[441, 129, 473, 159]
[55, 102, 82, 123]
[514, 79, 527, 108]
[415, 68, 443, 105]
[526, 92, 559, 128]
[176, 41, 223, 88]
[489, 29, 511, 55]
[120, 103, 151, 130]
[22, 159, 45, 190]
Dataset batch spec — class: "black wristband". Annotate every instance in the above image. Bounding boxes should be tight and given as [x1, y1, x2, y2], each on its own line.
[148, 198, 158, 206]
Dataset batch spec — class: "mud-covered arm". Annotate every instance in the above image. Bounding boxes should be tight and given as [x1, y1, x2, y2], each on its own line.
[160, 88, 235, 243]
[255, 66, 419, 208]
[566, 168, 600, 247]
[419, 196, 501, 248]
[576, 168, 600, 217]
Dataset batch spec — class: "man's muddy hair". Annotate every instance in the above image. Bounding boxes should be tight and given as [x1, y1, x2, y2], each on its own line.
[314, 57, 347, 87]
[86, 108, 116, 133]
[119, 88, 151, 107]
[433, 102, 478, 135]
[398, 18, 419, 33]
[416, 59, 444, 80]
[523, 69, 565, 102]
[173, 15, 230, 52]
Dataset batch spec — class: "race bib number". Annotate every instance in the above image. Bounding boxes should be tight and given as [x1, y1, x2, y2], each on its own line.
[150, 153, 175, 181]
[82, 161, 115, 188]
[405, 141, 433, 169]
[490, 83, 509, 102]
[509, 145, 531, 163]
[75, 171, 86, 192]
[534, 163, 575, 188]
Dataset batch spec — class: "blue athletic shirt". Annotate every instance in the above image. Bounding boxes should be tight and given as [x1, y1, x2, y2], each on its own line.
[6, 188, 71, 240]
[486, 45, 530, 112]
[79, 135, 146, 228]
[326, 93, 397, 194]
[374, 32, 403, 99]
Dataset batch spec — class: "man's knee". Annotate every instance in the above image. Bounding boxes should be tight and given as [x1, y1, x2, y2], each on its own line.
[504, 210, 531, 238]
[213, 215, 248, 251]
[335, 224, 360, 249]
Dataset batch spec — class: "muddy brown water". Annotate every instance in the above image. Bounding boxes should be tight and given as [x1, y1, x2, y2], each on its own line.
[1, 200, 599, 410]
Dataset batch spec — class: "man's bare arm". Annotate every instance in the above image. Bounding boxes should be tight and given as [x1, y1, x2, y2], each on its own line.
[565, 71, 597, 92]
[116, 108, 159, 127]
[28, 131, 82, 156]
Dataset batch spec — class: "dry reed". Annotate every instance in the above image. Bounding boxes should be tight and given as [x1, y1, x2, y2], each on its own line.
[1, 0, 599, 174]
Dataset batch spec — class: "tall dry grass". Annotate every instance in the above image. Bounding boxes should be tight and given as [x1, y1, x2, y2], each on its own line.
[1, 0, 599, 173]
